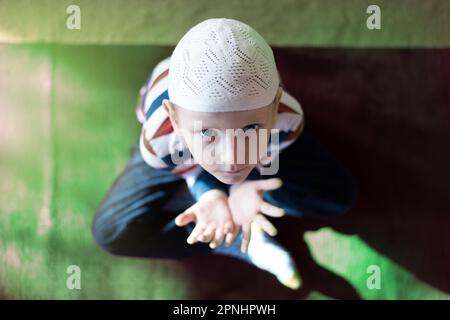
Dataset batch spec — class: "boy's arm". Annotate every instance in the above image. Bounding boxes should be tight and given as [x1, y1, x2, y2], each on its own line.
[186, 168, 230, 202]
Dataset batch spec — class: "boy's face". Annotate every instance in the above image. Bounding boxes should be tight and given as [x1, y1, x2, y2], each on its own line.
[163, 87, 282, 184]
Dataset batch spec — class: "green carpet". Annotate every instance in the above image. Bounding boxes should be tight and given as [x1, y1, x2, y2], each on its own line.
[0, 44, 448, 299]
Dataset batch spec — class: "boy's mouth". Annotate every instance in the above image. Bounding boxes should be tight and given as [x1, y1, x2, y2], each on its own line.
[220, 167, 248, 175]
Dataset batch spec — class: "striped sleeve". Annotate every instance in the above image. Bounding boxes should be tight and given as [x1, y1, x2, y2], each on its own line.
[136, 56, 171, 124]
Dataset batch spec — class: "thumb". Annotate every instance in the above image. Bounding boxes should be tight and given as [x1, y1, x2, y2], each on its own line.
[175, 210, 196, 227]
[256, 178, 283, 191]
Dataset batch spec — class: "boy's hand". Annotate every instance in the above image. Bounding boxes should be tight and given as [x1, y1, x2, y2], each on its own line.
[227, 178, 285, 253]
[174, 189, 237, 249]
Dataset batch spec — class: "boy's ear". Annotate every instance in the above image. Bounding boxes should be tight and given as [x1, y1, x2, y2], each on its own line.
[162, 99, 180, 132]
[162, 99, 174, 115]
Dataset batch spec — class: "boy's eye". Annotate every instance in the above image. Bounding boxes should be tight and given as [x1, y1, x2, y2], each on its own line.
[243, 124, 260, 132]
[200, 128, 216, 137]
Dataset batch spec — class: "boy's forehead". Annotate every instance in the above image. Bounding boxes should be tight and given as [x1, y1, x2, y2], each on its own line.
[173, 102, 272, 129]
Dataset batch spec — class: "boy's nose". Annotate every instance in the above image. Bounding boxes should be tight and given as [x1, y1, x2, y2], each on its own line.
[219, 134, 238, 165]
[220, 145, 234, 165]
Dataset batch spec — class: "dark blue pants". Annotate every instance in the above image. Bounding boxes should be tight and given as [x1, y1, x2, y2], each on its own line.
[92, 127, 356, 259]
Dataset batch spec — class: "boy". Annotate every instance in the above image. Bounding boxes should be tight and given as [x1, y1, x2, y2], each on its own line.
[92, 18, 356, 290]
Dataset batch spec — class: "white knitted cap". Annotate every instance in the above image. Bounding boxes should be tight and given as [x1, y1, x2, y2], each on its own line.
[168, 18, 280, 112]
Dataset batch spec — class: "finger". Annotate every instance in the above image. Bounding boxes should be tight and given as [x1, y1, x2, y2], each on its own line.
[256, 178, 283, 191]
[254, 214, 278, 237]
[175, 210, 196, 227]
[223, 221, 233, 235]
[187, 224, 206, 244]
[202, 224, 215, 237]
[241, 223, 252, 253]
[260, 201, 285, 217]
[225, 225, 240, 247]
[209, 227, 225, 249]
[199, 224, 216, 243]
